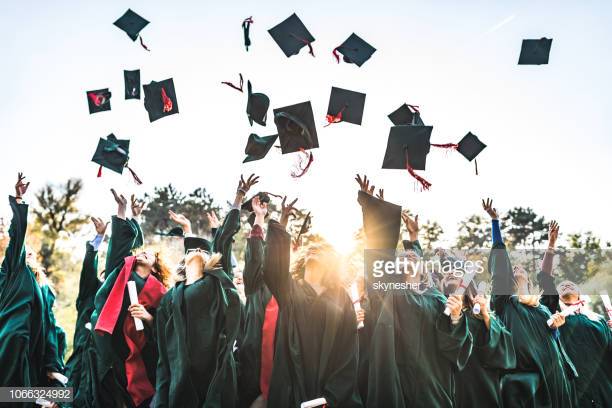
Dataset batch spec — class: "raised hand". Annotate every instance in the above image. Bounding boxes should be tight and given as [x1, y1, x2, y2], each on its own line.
[111, 189, 128, 219]
[401, 210, 419, 241]
[446, 295, 463, 319]
[280, 196, 298, 228]
[355, 174, 375, 196]
[91, 217, 109, 236]
[482, 198, 499, 220]
[206, 211, 220, 229]
[128, 304, 153, 324]
[549, 312, 566, 329]
[169, 210, 192, 235]
[15, 172, 30, 201]
[252, 195, 268, 217]
[548, 220, 560, 249]
[376, 188, 385, 201]
[237, 173, 260, 195]
[131, 194, 146, 218]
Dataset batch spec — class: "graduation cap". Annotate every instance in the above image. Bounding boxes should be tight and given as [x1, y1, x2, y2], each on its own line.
[156, 227, 184, 237]
[357, 191, 402, 251]
[325, 87, 366, 126]
[333, 33, 376, 67]
[382, 126, 433, 190]
[457, 132, 486, 174]
[274, 101, 318, 177]
[268, 13, 315, 57]
[246, 81, 270, 126]
[86, 89, 111, 114]
[91, 134, 142, 184]
[518, 38, 552, 65]
[114, 9, 151, 51]
[243, 133, 278, 163]
[221, 73, 244, 92]
[143, 78, 179, 122]
[184, 237, 212, 253]
[241, 191, 272, 213]
[124, 70, 140, 99]
[242, 16, 254, 51]
[388, 103, 425, 126]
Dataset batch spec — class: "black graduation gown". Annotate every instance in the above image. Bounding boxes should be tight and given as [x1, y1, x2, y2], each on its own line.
[454, 312, 516, 407]
[90, 216, 157, 408]
[263, 220, 363, 408]
[155, 268, 241, 408]
[65, 241, 102, 407]
[212, 208, 241, 279]
[0, 196, 47, 394]
[489, 244, 577, 407]
[539, 273, 612, 407]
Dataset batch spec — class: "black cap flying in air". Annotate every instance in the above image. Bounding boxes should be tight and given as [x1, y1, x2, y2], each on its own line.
[143, 78, 179, 122]
[326, 87, 366, 126]
[457, 132, 486, 162]
[246, 80, 270, 126]
[86, 88, 112, 114]
[243, 133, 279, 163]
[518, 38, 552, 65]
[91, 134, 130, 174]
[382, 125, 433, 189]
[268, 13, 315, 57]
[333, 33, 376, 67]
[124, 70, 140, 99]
[273, 101, 319, 154]
[113, 9, 151, 50]
[388, 103, 425, 126]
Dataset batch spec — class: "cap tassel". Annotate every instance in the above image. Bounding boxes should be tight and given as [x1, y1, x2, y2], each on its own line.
[291, 148, 314, 178]
[97, 165, 103, 178]
[404, 149, 432, 191]
[430, 143, 458, 150]
[474, 159, 479, 176]
[332, 47, 341, 63]
[406, 104, 420, 113]
[88, 92, 105, 107]
[139, 36, 151, 52]
[126, 165, 143, 185]
[290, 33, 315, 57]
[242, 17, 253, 51]
[221, 73, 244, 92]
[324, 104, 347, 127]
[161, 87, 173, 113]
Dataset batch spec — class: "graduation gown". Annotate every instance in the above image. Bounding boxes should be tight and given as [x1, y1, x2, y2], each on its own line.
[212, 208, 241, 279]
[155, 267, 241, 408]
[263, 220, 363, 408]
[539, 272, 612, 407]
[454, 312, 516, 407]
[65, 241, 102, 407]
[0, 196, 47, 392]
[488, 243, 577, 407]
[41, 284, 67, 378]
[90, 216, 163, 408]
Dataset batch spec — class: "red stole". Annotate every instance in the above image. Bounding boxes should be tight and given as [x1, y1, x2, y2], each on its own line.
[260, 296, 279, 399]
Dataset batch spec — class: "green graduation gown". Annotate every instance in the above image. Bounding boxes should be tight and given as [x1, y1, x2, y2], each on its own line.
[212, 208, 241, 279]
[155, 268, 241, 407]
[454, 312, 516, 407]
[41, 284, 67, 380]
[539, 273, 612, 407]
[489, 243, 577, 407]
[263, 220, 363, 408]
[0, 196, 47, 392]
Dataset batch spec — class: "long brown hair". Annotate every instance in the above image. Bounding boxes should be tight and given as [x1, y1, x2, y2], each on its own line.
[151, 251, 172, 288]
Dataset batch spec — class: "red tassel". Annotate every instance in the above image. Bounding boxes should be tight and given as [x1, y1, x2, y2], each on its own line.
[221, 73, 244, 92]
[332, 47, 341, 63]
[97, 165, 103, 178]
[404, 149, 432, 191]
[290, 33, 315, 57]
[126, 166, 143, 185]
[243, 16, 254, 25]
[139, 36, 150, 51]
[88, 92, 105, 107]
[324, 104, 347, 127]
[474, 159, 479, 176]
[406, 104, 420, 113]
[291, 148, 314, 178]
[161, 87, 173, 113]
[430, 143, 458, 150]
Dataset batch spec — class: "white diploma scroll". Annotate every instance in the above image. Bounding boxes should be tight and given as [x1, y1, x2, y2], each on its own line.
[127, 280, 144, 331]
[350, 283, 364, 330]
[472, 281, 488, 315]
[547, 303, 582, 327]
[444, 270, 478, 316]
[301, 397, 328, 408]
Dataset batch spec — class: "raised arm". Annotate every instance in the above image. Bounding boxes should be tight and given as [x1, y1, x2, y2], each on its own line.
[263, 219, 292, 307]
[401, 210, 423, 257]
[76, 218, 106, 315]
[243, 195, 267, 295]
[104, 189, 138, 276]
[538, 220, 560, 314]
[1, 173, 30, 280]
[483, 199, 513, 314]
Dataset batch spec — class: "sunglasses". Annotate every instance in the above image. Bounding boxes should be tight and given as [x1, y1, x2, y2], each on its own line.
[186, 248, 211, 256]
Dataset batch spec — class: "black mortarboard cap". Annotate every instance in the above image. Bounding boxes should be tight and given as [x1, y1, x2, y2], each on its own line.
[273, 101, 319, 154]
[143, 78, 179, 122]
[243, 133, 278, 163]
[114, 9, 149, 41]
[91, 134, 130, 174]
[382, 125, 433, 171]
[326, 87, 366, 126]
[357, 191, 401, 251]
[334, 33, 376, 67]
[184, 237, 212, 253]
[518, 38, 552, 65]
[268, 13, 315, 57]
[124, 70, 140, 99]
[246, 81, 270, 126]
[86, 88, 111, 114]
[457, 132, 486, 161]
[241, 192, 271, 213]
[388, 104, 425, 126]
[156, 227, 184, 237]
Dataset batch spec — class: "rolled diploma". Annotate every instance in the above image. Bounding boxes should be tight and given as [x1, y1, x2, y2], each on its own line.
[600, 292, 612, 321]
[472, 281, 488, 315]
[444, 270, 477, 316]
[301, 397, 327, 408]
[547, 303, 582, 327]
[127, 280, 144, 331]
[350, 283, 364, 329]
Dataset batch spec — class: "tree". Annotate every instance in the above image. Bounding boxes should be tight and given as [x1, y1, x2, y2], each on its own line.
[557, 231, 608, 283]
[32, 179, 89, 275]
[502, 207, 548, 248]
[456, 214, 490, 250]
[421, 220, 444, 249]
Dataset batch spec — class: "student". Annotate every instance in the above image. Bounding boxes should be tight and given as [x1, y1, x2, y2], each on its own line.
[90, 190, 170, 408]
[538, 221, 612, 407]
[65, 217, 107, 407]
[483, 198, 577, 407]
[155, 175, 255, 408]
[356, 175, 473, 408]
[263, 197, 363, 407]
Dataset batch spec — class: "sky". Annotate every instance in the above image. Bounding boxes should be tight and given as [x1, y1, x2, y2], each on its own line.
[1, 0, 611, 254]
